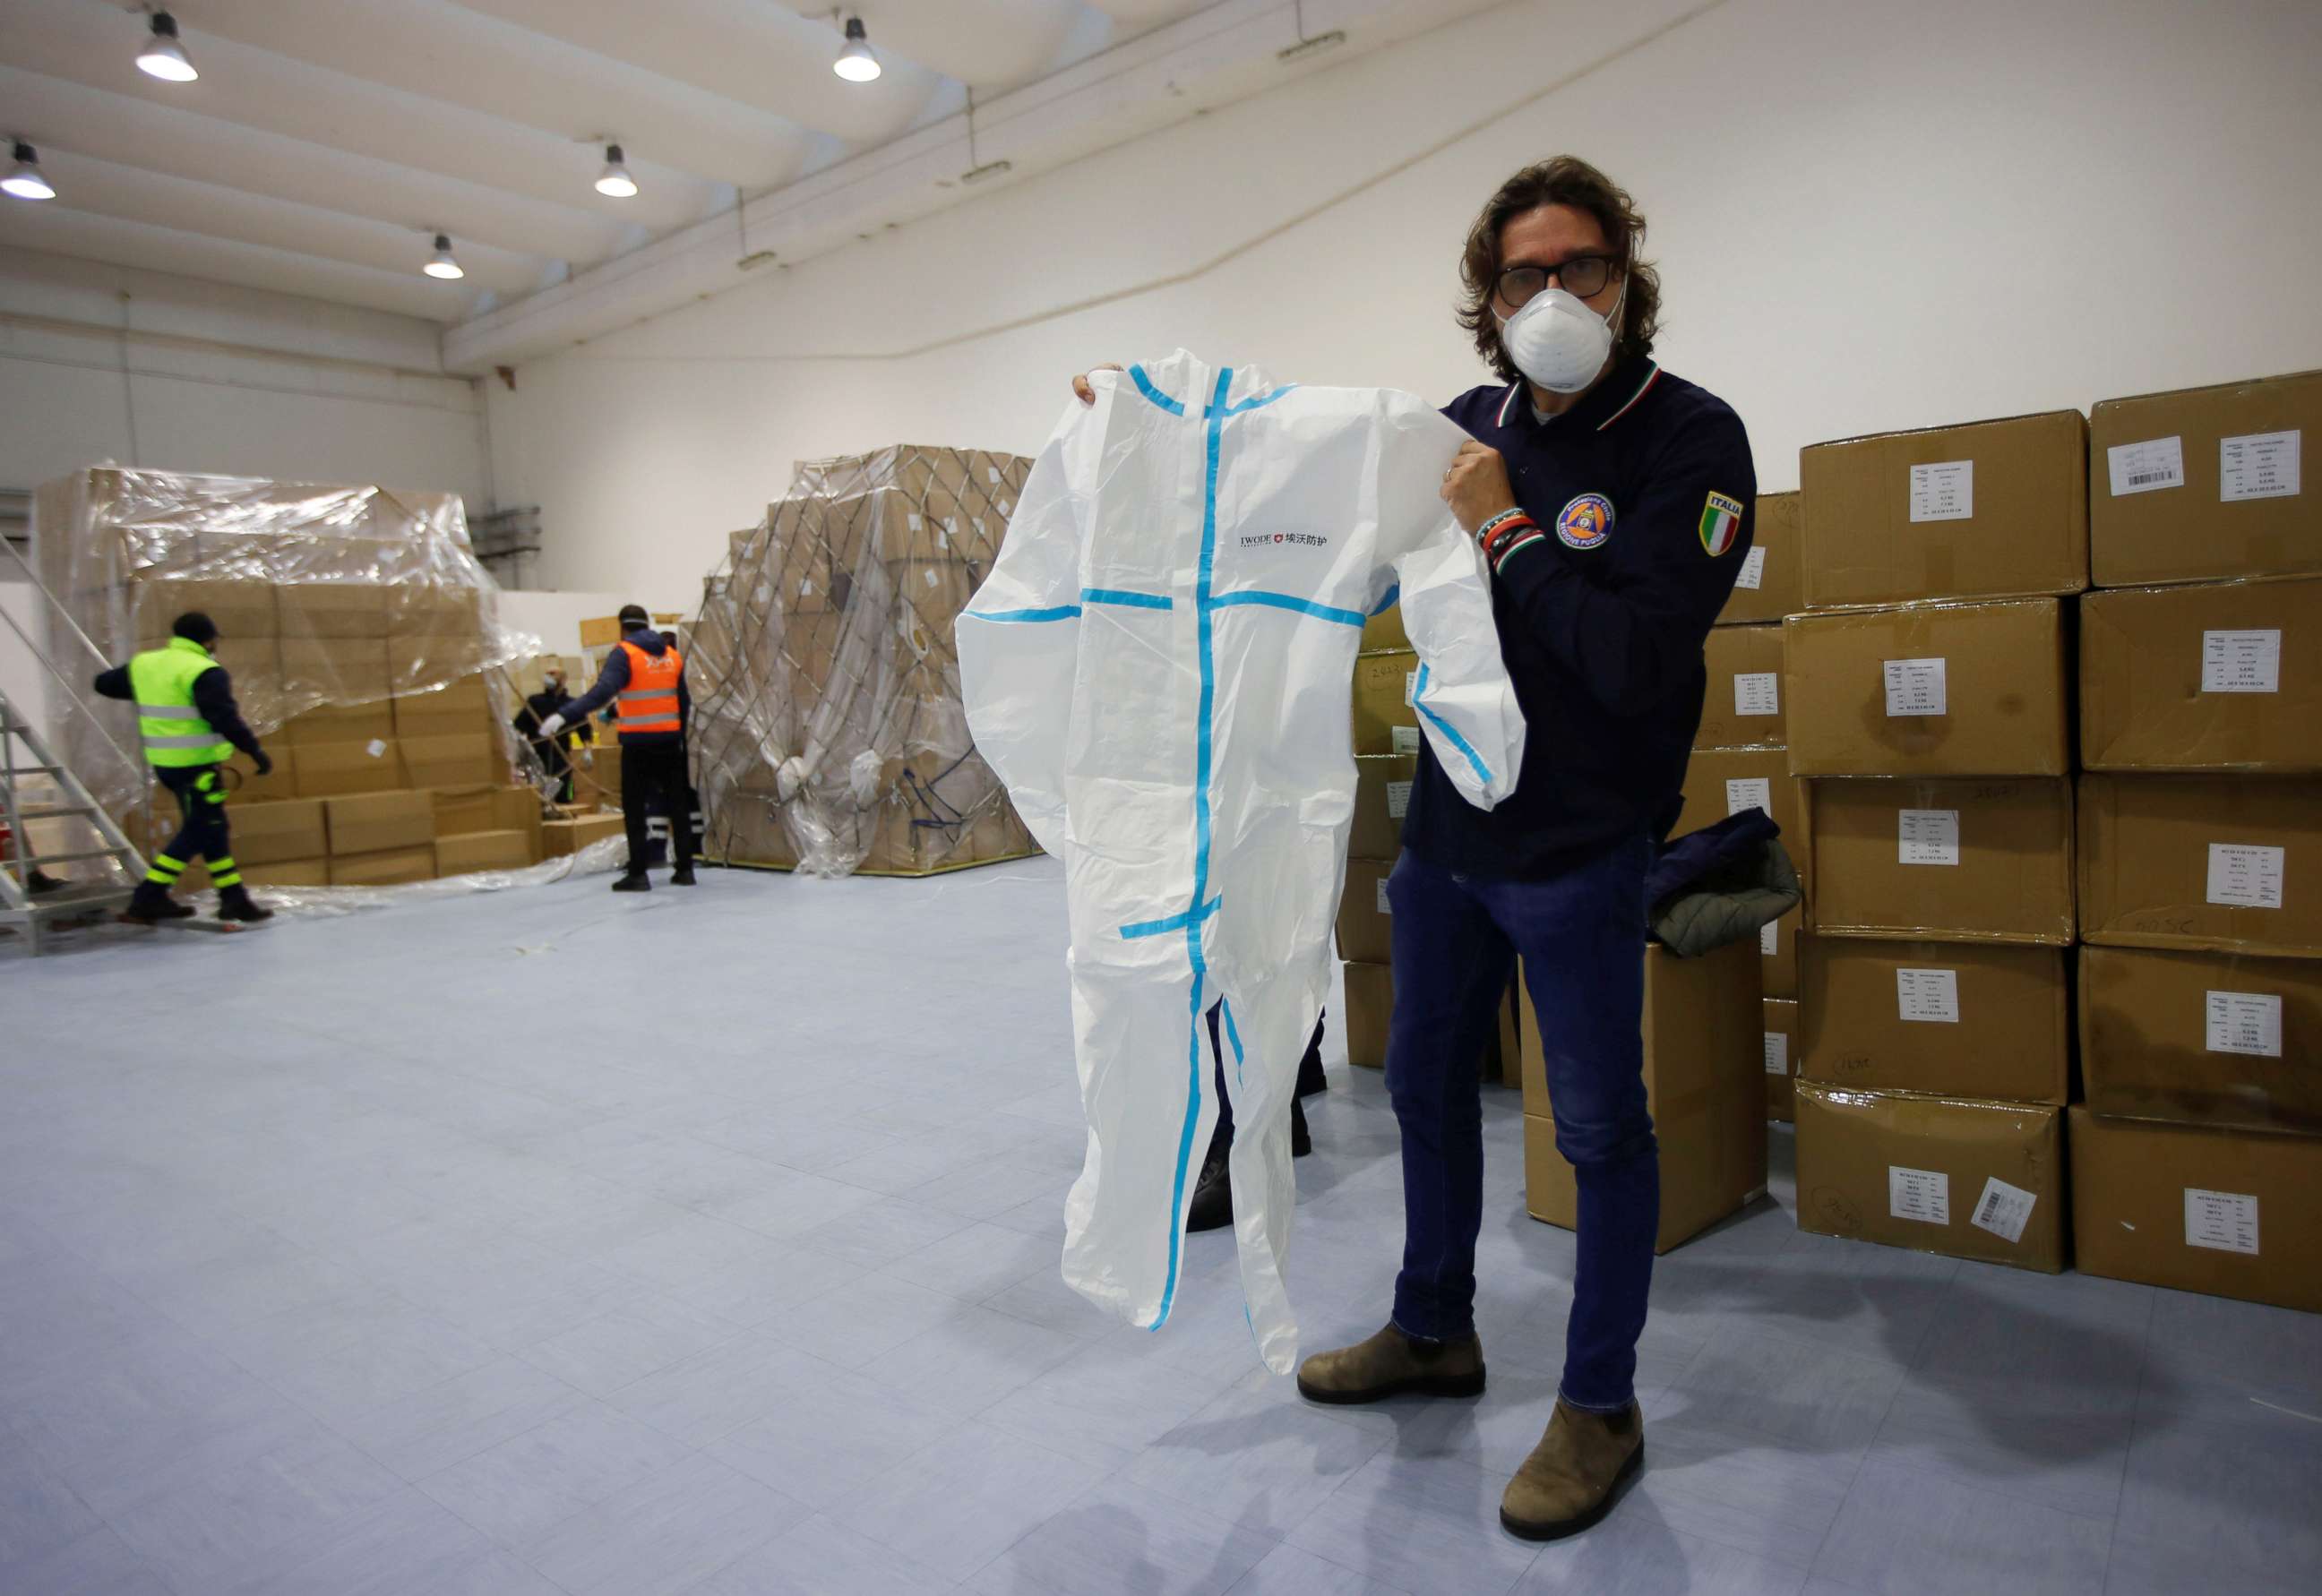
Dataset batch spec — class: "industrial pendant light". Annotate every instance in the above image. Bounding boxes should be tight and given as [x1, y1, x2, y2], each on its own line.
[833, 16, 881, 82]
[423, 234, 464, 279]
[594, 143, 637, 198]
[2, 142, 55, 201]
[136, 12, 200, 82]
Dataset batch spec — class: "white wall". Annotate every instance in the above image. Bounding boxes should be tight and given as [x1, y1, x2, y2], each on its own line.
[488, 0, 2322, 598]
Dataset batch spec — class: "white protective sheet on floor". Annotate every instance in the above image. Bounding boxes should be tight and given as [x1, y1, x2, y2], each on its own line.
[957, 350, 1525, 1372]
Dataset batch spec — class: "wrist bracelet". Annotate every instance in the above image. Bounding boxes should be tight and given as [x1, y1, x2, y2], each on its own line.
[1475, 507, 1528, 544]
[1483, 515, 1547, 574]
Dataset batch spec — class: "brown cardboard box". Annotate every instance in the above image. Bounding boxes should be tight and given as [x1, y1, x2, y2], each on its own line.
[579, 615, 624, 648]
[1351, 650, 1421, 758]
[1342, 961, 1394, 1069]
[226, 745, 297, 803]
[1799, 410, 2088, 608]
[391, 672, 492, 736]
[2068, 1106, 2321, 1313]
[1763, 911, 1802, 1000]
[2078, 944, 2322, 1135]
[435, 828, 533, 876]
[1716, 490, 1801, 625]
[1764, 998, 1799, 1122]
[429, 785, 500, 838]
[1793, 1083, 2064, 1270]
[242, 858, 328, 888]
[389, 640, 491, 703]
[1810, 777, 2075, 944]
[277, 581, 389, 640]
[1360, 605, 1408, 654]
[1349, 754, 1418, 861]
[2078, 773, 2322, 957]
[280, 639, 392, 704]
[1801, 938, 2070, 1103]
[2079, 577, 2322, 773]
[491, 786, 543, 861]
[388, 588, 485, 640]
[207, 641, 286, 730]
[1674, 747, 1812, 900]
[324, 791, 434, 857]
[282, 702, 396, 751]
[1336, 858, 1394, 965]
[297, 740, 406, 797]
[1694, 623, 1787, 749]
[2089, 371, 2322, 588]
[229, 798, 326, 866]
[402, 734, 500, 790]
[131, 579, 278, 643]
[328, 845, 435, 887]
[544, 814, 625, 856]
[1784, 599, 2070, 777]
[1523, 941, 1767, 1252]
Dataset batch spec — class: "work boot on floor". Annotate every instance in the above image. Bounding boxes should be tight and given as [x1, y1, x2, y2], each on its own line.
[1500, 1398, 1645, 1541]
[611, 871, 650, 893]
[1184, 1145, 1232, 1233]
[216, 886, 275, 924]
[1296, 1323, 1486, 1405]
[1291, 1094, 1312, 1158]
[669, 865, 698, 886]
[120, 883, 194, 923]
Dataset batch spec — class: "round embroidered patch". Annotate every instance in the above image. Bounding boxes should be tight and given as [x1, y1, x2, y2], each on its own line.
[1556, 493, 1614, 550]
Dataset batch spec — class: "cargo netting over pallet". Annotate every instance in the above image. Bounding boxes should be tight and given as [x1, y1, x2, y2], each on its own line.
[689, 444, 1041, 878]
[34, 466, 544, 823]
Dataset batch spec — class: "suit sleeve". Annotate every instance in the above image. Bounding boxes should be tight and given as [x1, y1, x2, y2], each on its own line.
[92, 665, 132, 701]
[954, 399, 1096, 858]
[1492, 406, 1755, 718]
[191, 667, 263, 759]
[1368, 399, 1525, 810]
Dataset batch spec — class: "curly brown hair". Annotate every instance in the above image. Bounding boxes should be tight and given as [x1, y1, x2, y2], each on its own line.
[1457, 156, 1662, 384]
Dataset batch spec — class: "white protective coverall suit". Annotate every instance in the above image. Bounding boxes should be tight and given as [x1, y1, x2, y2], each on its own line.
[957, 350, 1526, 1372]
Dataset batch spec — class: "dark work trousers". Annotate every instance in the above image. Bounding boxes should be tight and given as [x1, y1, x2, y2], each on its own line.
[148, 765, 235, 885]
[1385, 835, 1656, 1413]
[1202, 1008, 1328, 1155]
[620, 742, 695, 874]
[540, 739, 575, 804]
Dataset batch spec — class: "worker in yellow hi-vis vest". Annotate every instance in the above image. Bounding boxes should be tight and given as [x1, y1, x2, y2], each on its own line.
[91, 611, 277, 925]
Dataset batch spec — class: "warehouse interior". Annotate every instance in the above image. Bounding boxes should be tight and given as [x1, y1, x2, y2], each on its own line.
[4, 0, 2320, 1592]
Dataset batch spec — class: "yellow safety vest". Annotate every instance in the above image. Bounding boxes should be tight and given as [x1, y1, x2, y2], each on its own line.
[127, 637, 232, 768]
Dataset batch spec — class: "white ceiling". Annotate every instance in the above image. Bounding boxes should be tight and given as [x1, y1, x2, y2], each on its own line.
[0, 0, 1216, 325]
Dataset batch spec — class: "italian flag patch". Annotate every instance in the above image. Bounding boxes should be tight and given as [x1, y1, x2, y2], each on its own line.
[1699, 492, 1743, 556]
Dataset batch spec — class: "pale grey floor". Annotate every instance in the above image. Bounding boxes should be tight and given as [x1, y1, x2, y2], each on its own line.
[4, 859, 2319, 1596]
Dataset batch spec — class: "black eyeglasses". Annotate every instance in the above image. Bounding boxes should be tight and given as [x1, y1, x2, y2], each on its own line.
[1495, 256, 1614, 306]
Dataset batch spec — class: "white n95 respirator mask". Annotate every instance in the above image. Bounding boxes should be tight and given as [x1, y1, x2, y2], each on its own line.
[1497, 278, 1625, 394]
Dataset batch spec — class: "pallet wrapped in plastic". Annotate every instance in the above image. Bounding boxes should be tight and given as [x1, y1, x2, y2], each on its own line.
[688, 444, 1041, 878]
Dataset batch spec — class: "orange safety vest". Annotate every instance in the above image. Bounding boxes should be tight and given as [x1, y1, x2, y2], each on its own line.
[616, 639, 684, 734]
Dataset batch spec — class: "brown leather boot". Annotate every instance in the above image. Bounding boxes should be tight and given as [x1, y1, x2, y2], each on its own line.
[1294, 1323, 1485, 1405]
[1500, 1397, 1645, 1540]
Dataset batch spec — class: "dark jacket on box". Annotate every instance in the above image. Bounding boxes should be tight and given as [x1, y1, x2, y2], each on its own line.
[1403, 356, 1756, 880]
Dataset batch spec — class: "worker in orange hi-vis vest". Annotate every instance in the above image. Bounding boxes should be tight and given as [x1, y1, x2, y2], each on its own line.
[538, 604, 697, 892]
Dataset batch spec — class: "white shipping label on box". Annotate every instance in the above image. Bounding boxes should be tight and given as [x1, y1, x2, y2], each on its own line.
[907, 513, 924, 531]
[1760, 919, 1779, 957]
[1391, 725, 1422, 756]
[1725, 777, 1774, 819]
[1375, 878, 1391, 915]
[1762, 1030, 1790, 1076]
[2184, 1188, 2260, 1255]
[1404, 671, 1418, 706]
[365, 739, 387, 759]
[2107, 435, 2187, 496]
[1888, 1165, 1951, 1225]
[2206, 843, 2285, 909]
[2206, 990, 2283, 1058]
[1883, 656, 1948, 716]
[1733, 672, 1781, 716]
[1733, 545, 1767, 591]
[1897, 808, 1962, 867]
[1896, 967, 1962, 1024]
[2219, 429, 2300, 502]
[1908, 459, 1974, 522]
[2201, 630, 2282, 694]
[1970, 1177, 2037, 1245]
[1385, 780, 1413, 819]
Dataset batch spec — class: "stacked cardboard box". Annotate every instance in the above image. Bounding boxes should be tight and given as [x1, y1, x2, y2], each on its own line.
[1695, 524, 1807, 1122]
[1339, 629, 1422, 1068]
[2068, 371, 2322, 1312]
[1784, 411, 2088, 1273]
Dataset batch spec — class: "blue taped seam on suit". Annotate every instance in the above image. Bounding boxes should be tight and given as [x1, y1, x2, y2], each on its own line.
[1082, 588, 1174, 610]
[965, 605, 1081, 623]
[1411, 663, 1495, 786]
[1370, 583, 1400, 616]
[1119, 894, 1220, 940]
[1208, 589, 1367, 628]
[1220, 998, 1245, 1086]
[1130, 365, 1187, 416]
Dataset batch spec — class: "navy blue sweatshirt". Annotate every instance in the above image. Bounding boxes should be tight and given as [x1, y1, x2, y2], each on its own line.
[92, 655, 263, 761]
[1402, 356, 1756, 879]
[560, 626, 690, 745]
